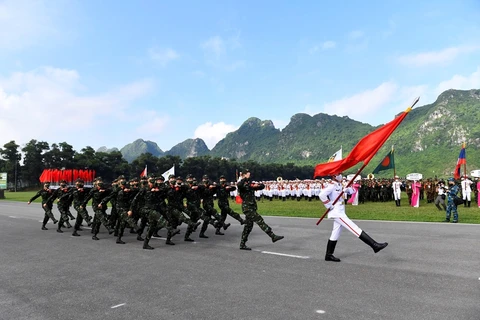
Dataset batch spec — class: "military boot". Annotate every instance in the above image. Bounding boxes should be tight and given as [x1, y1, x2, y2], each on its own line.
[325, 240, 341, 262]
[267, 231, 284, 243]
[223, 223, 231, 230]
[66, 221, 72, 228]
[359, 231, 388, 253]
[240, 242, 251, 250]
[215, 228, 225, 235]
[72, 230, 80, 236]
[137, 234, 144, 241]
[116, 236, 125, 244]
[56, 226, 63, 233]
[143, 238, 154, 250]
[199, 232, 209, 238]
[41, 225, 48, 230]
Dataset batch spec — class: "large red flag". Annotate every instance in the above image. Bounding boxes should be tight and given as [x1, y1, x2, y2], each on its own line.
[314, 98, 418, 178]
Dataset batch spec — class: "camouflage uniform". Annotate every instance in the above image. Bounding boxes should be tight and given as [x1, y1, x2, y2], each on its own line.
[107, 182, 138, 244]
[71, 181, 92, 236]
[445, 179, 460, 223]
[165, 177, 196, 236]
[28, 183, 58, 230]
[184, 177, 204, 241]
[217, 176, 245, 233]
[130, 179, 178, 249]
[237, 171, 284, 250]
[199, 176, 224, 237]
[82, 183, 114, 240]
[49, 183, 75, 232]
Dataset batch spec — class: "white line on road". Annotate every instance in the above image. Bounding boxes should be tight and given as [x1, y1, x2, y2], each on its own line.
[111, 303, 125, 309]
[261, 251, 310, 259]
[316, 310, 326, 314]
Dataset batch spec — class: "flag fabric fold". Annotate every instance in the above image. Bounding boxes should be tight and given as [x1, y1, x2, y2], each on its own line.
[314, 106, 413, 178]
[453, 143, 466, 179]
[372, 148, 395, 174]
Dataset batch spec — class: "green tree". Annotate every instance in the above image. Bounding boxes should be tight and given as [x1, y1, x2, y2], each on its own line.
[0, 141, 21, 189]
[21, 140, 49, 186]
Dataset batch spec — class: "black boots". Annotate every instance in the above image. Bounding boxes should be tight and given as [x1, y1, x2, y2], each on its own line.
[359, 231, 388, 253]
[325, 240, 341, 262]
[72, 230, 80, 236]
[116, 237, 125, 244]
[240, 243, 251, 250]
[395, 200, 401, 207]
[143, 238, 154, 250]
[267, 231, 284, 243]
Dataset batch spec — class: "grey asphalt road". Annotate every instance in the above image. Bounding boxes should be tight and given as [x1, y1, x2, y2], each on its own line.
[0, 201, 479, 320]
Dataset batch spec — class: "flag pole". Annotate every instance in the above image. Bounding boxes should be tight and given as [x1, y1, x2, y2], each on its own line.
[392, 145, 396, 178]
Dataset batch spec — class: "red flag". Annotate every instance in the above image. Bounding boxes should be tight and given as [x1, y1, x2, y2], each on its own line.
[453, 142, 466, 180]
[314, 99, 418, 178]
[235, 195, 243, 204]
[140, 165, 147, 177]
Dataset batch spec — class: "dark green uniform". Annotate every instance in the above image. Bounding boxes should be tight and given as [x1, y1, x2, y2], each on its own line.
[198, 180, 223, 237]
[49, 185, 74, 232]
[130, 180, 177, 249]
[237, 174, 284, 250]
[71, 183, 92, 236]
[82, 184, 113, 240]
[217, 180, 244, 232]
[108, 183, 138, 244]
[184, 180, 203, 241]
[28, 184, 58, 230]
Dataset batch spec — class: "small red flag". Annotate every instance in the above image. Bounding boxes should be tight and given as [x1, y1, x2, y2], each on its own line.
[140, 165, 147, 177]
[235, 195, 243, 204]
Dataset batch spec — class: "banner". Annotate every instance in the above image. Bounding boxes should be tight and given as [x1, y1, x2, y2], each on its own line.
[372, 148, 395, 174]
[162, 165, 175, 181]
[327, 147, 342, 162]
[0, 172, 7, 189]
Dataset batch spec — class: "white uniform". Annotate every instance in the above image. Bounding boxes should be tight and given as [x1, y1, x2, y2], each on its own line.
[461, 178, 473, 201]
[392, 180, 402, 201]
[319, 181, 362, 241]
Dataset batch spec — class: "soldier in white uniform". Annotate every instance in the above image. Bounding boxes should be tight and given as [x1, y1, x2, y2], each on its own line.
[461, 176, 473, 207]
[392, 176, 402, 206]
[320, 172, 388, 262]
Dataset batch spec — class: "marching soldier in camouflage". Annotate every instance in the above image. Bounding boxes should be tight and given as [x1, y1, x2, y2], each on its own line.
[184, 175, 204, 241]
[71, 179, 93, 237]
[129, 178, 179, 249]
[199, 174, 225, 237]
[28, 182, 59, 230]
[165, 176, 197, 242]
[48, 180, 74, 233]
[82, 182, 114, 240]
[237, 170, 284, 250]
[216, 175, 244, 234]
[133, 177, 149, 240]
[106, 180, 138, 244]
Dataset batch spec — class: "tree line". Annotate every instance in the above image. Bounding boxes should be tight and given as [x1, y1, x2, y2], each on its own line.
[0, 140, 315, 190]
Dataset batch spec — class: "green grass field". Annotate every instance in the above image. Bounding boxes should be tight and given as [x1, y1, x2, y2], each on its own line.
[2, 191, 479, 224]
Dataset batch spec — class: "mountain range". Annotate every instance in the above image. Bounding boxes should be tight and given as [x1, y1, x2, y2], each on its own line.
[97, 89, 480, 178]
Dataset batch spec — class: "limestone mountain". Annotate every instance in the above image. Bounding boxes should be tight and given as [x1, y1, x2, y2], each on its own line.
[210, 118, 280, 162]
[165, 138, 210, 158]
[96, 146, 119, 153]
[119, 139, 164, 163]
[211, 89, 480, 177]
